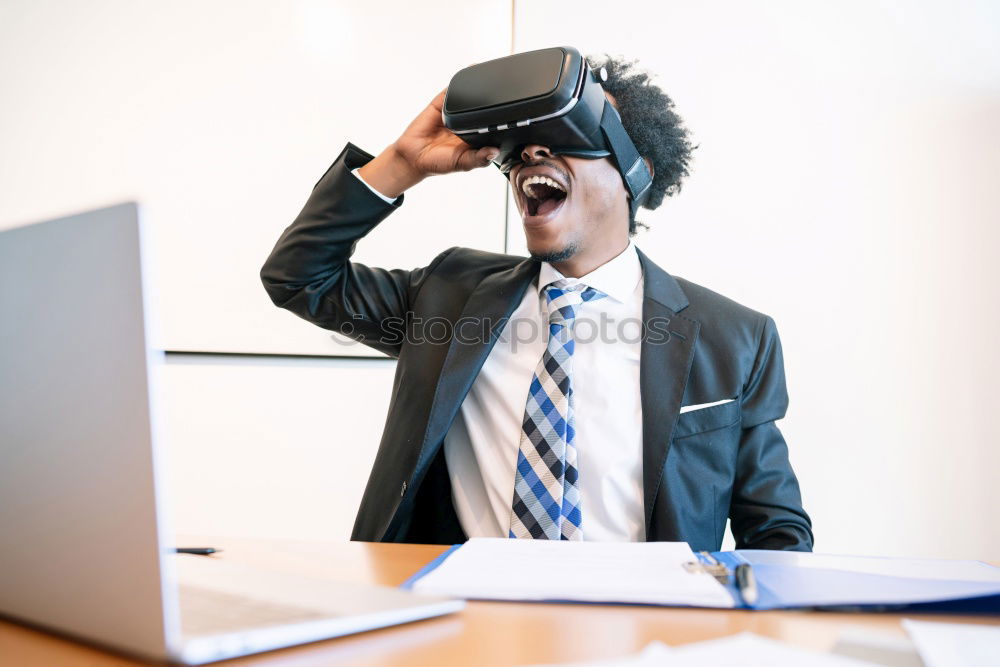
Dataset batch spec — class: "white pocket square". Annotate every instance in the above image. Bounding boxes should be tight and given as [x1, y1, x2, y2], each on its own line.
[679, 398, 735, 414]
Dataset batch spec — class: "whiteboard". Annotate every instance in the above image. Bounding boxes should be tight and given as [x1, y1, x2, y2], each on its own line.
[160, 354, 396, 541]
[0, 0, 512, 356]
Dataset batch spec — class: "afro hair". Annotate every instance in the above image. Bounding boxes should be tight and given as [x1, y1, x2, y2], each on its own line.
[586, 55, 694, 233]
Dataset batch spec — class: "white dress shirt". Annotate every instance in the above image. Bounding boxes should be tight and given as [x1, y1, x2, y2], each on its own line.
[444, 243, 646, 541]
[352, 168, 646, 541]
[352, 168, 399, 204]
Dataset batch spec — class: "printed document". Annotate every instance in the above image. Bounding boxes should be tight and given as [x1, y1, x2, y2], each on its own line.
[410, 538, 734, 608]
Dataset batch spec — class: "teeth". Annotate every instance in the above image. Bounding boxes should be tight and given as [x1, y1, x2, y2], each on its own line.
[521, 174, 566, 198]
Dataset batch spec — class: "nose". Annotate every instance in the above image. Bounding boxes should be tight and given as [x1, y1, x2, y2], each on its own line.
[520, 144, 554, 163]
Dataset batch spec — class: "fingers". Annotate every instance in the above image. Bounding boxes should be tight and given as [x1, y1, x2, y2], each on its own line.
[429, 88, 447, 112]
[455, 146, 500, 172]
[478, 146, 500, 164]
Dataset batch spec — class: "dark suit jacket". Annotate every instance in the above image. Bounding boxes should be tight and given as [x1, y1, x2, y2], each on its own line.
[261, 143, 814, 552]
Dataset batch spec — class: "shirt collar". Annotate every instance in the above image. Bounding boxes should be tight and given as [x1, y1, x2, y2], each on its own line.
[537, 240, 642, 304]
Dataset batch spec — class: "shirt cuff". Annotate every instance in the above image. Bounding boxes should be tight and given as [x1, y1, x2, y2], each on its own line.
[351, 167, 399, 205]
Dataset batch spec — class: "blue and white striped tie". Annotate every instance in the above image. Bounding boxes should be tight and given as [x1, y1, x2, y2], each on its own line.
[509, 279, 605, 540]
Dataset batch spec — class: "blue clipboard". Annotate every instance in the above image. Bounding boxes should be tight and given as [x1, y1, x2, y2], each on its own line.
[709, 550, 1000, 612]
[403, 544, 1000, 613]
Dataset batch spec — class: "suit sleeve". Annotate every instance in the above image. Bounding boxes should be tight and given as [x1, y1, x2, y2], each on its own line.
[260, 142, 453, 358]
[729, 316, 814, 551]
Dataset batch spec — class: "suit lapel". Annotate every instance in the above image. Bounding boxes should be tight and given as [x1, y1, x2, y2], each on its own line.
[414, 257, 541, 475]
[637, 250, 700, 538]
[409, 248, 698, 540]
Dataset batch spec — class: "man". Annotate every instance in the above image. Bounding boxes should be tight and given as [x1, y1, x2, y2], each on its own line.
[261, 56, 813, 551]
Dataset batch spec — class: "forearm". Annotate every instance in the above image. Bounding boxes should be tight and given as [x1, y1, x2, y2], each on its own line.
[260, 142, 400, 302]
[730, 421, 813, 551]
[357, 144, 426, 199]
[260, 142, 429, 357]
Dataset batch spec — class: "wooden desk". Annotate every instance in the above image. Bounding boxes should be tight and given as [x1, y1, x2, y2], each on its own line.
[2, 538, 998, 666]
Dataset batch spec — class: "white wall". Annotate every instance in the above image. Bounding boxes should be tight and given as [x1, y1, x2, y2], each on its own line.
[513, 0, 1000, 559]
[2, 1, 998, 559]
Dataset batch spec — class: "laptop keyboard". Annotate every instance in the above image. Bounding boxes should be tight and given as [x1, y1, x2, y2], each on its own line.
[178, 584, 333, 636]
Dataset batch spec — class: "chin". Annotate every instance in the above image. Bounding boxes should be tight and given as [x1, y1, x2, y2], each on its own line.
[527, 239, 580, 264]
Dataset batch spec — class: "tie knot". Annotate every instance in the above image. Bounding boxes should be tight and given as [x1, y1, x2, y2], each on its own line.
[543, 279, 604, 325]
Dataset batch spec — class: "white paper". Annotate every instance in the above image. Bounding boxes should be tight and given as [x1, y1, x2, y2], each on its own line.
[738, 550, 1000, 583]
[528, 633, 879, 666]
[412, 538, 734, 608]
[668, 633, 880, 667]
[903, 619, 1000, 667]
[528, 641, 674, 667]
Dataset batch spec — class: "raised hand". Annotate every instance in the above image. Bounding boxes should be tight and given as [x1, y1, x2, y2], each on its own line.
[358, 90, 499, 198]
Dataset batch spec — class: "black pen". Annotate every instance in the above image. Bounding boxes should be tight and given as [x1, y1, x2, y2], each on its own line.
[735, 563, 758, 606]
[174, 547, 221, 556]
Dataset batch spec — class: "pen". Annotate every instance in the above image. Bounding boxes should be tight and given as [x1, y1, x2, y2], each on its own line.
[735, 563, 758, 606]
[174, 547, 221, 556]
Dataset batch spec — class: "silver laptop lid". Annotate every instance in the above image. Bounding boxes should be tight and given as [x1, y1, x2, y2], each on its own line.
[0, 203, 180, 660]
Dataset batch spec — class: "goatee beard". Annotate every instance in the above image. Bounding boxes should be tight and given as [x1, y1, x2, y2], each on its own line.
[530, 242, 579, 264]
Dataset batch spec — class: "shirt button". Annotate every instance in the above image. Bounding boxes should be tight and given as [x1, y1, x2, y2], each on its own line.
[400, 481, 407, 496]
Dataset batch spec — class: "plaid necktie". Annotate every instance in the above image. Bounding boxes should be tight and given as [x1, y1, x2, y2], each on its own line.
[509, 279, 606, 540]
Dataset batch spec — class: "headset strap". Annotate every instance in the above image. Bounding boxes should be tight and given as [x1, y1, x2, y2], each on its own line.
[599, 99, 653, 220]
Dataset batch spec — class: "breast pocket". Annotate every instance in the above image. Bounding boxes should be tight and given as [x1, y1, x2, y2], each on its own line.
[666, 399, 742, 547]
[673, 399, 741, 441]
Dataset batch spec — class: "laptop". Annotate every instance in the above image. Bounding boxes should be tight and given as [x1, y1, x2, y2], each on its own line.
[0, 203, 463, 664]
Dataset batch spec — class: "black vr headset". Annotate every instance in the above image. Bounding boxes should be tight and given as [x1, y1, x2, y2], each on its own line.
[442, 46, 653, 220]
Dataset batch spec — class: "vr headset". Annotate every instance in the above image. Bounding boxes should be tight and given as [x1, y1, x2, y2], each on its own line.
[442, 46, 653, 219]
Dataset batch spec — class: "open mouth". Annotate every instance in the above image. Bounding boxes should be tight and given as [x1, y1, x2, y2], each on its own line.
[520, 174, 568, 218]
